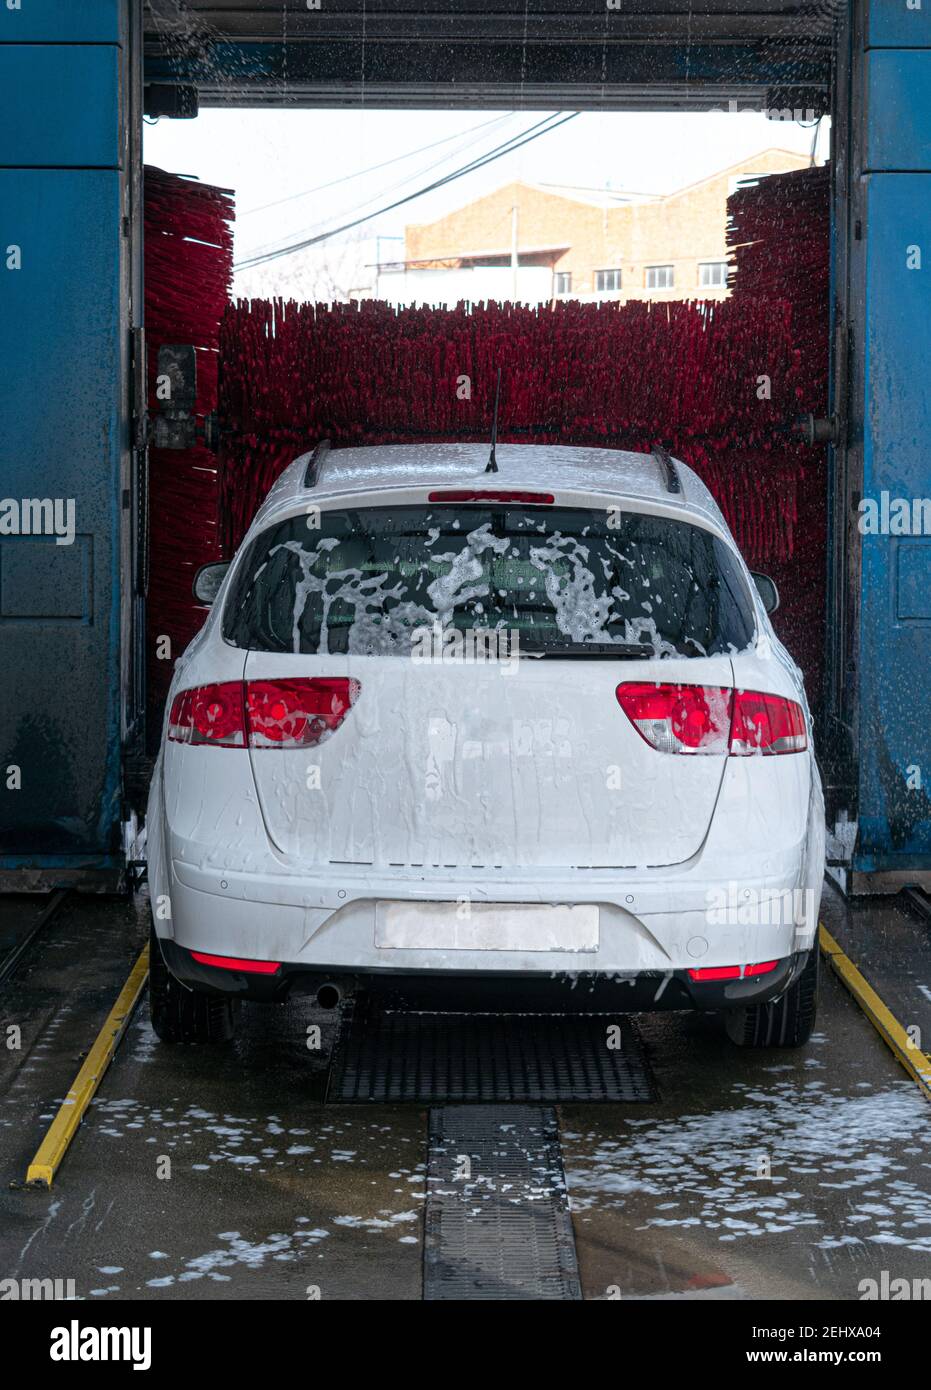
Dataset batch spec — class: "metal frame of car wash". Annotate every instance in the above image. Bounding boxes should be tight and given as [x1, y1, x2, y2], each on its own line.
[0, 0, 928, 897]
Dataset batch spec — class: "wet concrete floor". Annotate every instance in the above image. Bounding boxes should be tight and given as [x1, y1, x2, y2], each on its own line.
[0, 890, 927, 1300]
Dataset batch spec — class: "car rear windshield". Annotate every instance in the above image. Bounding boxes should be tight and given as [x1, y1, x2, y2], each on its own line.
[222, 503, 755, 658]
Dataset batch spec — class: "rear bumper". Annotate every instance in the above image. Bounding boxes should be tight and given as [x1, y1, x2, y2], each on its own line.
[158, 934, 809, 1012]
[158, 853, 818, 984]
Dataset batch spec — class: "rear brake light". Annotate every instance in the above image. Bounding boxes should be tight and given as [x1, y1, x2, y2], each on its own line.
[427, 490, 554, 504]
[615, 683, 733, 753]
[190, 951, 281, 975]
[168, 682, 245, 747]
[168, 678, 360, 749]
[730, 689, 807, 755]
[247, 677, 360, 748]
[615, 683, 807, 756]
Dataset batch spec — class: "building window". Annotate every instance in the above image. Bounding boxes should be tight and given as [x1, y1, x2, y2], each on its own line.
[699, 261, 729, 288]
[645, 265, 674, 290]
[554, 271, 572, 295]
[594, 268, 622, 293]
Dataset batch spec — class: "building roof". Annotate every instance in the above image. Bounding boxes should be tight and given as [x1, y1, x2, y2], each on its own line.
[655, 148, 815, 202]
[407, 150, 814, 234]
[531, 182, 656, 208]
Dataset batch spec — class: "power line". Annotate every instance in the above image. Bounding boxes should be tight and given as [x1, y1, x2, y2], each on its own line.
[239, 115, 524, 262]
[239, 113, 517, 218]
[236, 113, 566, 269]
[235, 112, 579, 271]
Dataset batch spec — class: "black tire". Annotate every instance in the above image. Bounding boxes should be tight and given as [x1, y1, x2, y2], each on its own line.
[724, 946, 819, 1048]
[148, 923, 239, 1043]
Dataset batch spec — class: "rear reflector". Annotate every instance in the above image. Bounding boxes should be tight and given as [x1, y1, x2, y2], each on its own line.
[688, 964, 741, 981]
[168, 678, 360, 749]
[427, 490, 554, 504]
[743, 959, 779, 977]
[190, 951, 281, 975]
[688, 959, 780, 981]
[615, 683, 807, 756]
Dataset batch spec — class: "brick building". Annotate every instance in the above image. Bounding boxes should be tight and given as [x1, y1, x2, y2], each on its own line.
[378, 148, 812, 305]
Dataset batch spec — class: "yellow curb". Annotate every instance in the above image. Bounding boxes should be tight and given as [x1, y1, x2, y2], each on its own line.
[26, 945, 150, 1187]
[819, 923, 931, 1102]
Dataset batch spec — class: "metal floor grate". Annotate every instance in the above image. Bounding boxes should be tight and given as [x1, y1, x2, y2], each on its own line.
[326, 999, 657, 1103]
[424, 1105, 581, 1300]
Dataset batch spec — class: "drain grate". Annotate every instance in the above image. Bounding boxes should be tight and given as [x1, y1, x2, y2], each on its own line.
[424, 1105, 581, 1300]
[326, 999, 657, 1103]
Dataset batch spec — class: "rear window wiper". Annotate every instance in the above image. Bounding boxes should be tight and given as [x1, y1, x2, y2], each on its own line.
[520, 641, 656, 659]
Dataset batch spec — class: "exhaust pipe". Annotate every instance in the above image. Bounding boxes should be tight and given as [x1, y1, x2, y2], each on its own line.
[316, 983, 342, 1010]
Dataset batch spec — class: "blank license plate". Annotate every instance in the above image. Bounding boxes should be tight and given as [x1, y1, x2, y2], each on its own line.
[374, 901, 599, 952]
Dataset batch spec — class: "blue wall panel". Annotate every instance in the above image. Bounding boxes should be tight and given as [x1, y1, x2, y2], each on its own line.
[856, 173, 931, 867]
[0, 1, 127, 876]
[0, 170, 123, 858]
[868, 0, 931, 47]
[841, 6, 931, 879]
[0, 46, 120, 168]
[865, 50, 931, 170]
[0, 1, 122, 43]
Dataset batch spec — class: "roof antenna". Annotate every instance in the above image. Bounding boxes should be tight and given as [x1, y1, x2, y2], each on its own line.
[485, 367, 501, 473]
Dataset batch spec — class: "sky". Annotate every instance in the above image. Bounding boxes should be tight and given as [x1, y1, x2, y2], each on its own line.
[144, 107, 829, 300]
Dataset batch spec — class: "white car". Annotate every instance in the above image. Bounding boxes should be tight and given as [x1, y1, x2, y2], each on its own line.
[146, 442, 825, 1047]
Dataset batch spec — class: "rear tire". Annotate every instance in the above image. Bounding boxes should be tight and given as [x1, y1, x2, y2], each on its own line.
[148, 923, 239, 1043]
[724, 946, 819, 1048]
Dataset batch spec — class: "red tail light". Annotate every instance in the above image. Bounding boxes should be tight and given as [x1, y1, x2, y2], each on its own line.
[247, 677, 360, 748]
[168, 682, 245, 747]
[169, 678, 360, 749]
[615, 683, 807, 756]
[615, 683, 733, 753]
[730, 689, 807, 755]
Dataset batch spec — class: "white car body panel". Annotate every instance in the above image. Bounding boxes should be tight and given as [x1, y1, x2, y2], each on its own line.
[241, 650, 734, 869]
[147, 443, 825, 984]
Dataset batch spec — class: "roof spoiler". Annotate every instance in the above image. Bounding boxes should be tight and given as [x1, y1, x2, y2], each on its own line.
[303, 438, 332, 487]
[651, 444, 681, 495]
